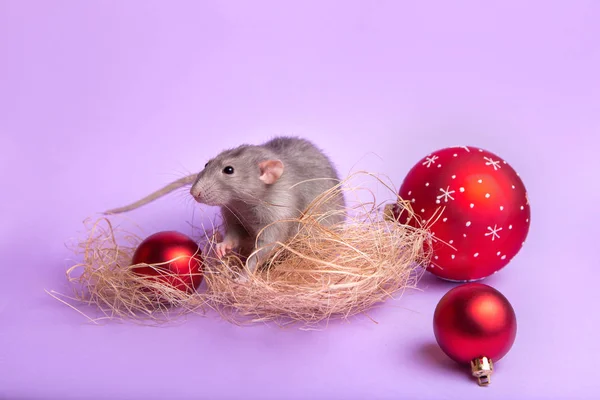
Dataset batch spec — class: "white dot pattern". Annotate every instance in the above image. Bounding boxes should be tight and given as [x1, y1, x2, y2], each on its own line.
[397, 145, 530, 279]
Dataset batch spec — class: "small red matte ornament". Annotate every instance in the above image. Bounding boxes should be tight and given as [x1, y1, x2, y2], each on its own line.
[433, 283, 517, 386]
[131, 231, 204, 294]
[392, 146, 530, 281]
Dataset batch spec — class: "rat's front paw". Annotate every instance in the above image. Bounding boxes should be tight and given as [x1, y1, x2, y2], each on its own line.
[215, 237, 239, 259]
[232, 257, 258, 284]
[215, 242, 231, 259]
[234, 272, 249, 284]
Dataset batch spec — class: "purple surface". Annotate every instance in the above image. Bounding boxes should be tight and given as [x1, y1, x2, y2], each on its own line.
[1, 1, 598, 399]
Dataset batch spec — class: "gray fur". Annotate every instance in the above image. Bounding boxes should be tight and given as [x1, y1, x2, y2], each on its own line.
[190, 136, 346, 278]
[104, 136, 346, 280]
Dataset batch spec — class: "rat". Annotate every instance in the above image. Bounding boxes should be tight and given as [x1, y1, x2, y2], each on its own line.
[104, 136, 346, 281]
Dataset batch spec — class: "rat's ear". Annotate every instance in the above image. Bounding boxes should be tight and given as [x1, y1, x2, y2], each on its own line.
[258, 159, 284, 184]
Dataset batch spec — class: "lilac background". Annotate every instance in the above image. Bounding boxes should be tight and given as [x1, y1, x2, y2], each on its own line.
[1, 1, 599, 399]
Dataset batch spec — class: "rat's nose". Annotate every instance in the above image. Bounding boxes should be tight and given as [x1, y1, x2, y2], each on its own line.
[189, 186, 201, 201]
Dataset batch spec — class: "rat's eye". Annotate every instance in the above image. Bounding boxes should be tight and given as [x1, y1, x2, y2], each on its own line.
[223, 166, 234, 175]
[204, 162, 209, 168]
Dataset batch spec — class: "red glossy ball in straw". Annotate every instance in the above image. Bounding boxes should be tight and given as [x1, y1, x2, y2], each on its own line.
[433, 283, 517, 365]
[394, 145, 530, 282]
[132, 231, 204, 293]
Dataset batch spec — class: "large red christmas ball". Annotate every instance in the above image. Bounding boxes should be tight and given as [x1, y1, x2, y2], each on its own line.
[394, 146, 530, 281]
[433, 283, 517, 365]
[131, 231, 204, 293]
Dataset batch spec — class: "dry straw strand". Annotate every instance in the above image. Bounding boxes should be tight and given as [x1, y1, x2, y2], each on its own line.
[54, 171, 433, 329]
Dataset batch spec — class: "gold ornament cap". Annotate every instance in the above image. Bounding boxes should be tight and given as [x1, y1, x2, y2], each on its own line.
[471, 356, 494, 386]
[383, 201, 414, 223]
[383, 203, 398, 222]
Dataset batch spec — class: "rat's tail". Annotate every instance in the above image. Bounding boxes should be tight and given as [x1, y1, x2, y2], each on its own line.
[103, 173, 198, 214]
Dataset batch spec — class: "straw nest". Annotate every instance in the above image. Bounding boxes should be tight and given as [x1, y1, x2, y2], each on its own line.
[51, 173, 433, 328]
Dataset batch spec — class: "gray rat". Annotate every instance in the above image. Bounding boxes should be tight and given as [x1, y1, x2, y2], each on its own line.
[105, 136, 346, 280]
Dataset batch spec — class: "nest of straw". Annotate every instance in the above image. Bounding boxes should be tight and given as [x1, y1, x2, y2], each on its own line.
[51, 173, 433, 328]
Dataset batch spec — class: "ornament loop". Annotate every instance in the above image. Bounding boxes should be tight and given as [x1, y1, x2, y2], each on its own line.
[471, 356, 494, 386]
